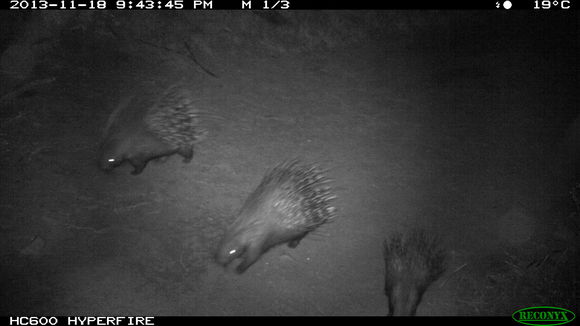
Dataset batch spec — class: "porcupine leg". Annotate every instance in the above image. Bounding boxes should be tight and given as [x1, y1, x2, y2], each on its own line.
[387, 297, 395, 316]
[178, 145, 194, 163]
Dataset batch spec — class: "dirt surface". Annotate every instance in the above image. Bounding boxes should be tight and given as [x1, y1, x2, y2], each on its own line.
[0, 12, 578, 316]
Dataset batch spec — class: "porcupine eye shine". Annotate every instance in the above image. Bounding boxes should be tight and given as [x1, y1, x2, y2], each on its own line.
[98, 140, 123, 171]
[102, 157, 118, 170]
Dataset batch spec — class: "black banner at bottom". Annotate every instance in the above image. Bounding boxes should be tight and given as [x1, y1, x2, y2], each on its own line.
[2, 316, 515, 326]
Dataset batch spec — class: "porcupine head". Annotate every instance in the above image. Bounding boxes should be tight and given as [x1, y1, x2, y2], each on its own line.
[98, 128, 180, 175]
[215, 186, 303, 274]
[98, 123, 150, 173]
[98, 94, 142, 172]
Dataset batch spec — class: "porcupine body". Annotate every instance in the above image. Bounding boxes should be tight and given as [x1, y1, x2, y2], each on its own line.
[216, 160, 336, 273]
[383, 229, 447, 316]
[98, 85, 207, 175]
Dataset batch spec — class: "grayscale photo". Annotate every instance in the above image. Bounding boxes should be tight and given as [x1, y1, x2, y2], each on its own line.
[0, 9, 577, 316]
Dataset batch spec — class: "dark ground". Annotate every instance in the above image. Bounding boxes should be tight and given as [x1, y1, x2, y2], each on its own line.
[0, 11, 578, 315]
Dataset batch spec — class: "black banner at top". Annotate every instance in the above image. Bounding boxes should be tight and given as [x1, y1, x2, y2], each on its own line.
[3, 0, 576, 10]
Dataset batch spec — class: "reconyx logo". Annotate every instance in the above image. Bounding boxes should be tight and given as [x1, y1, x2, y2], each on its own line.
[512, 306, 576, 326]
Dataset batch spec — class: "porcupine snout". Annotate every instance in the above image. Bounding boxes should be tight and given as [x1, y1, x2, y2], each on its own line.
[97, 138, 123, 172]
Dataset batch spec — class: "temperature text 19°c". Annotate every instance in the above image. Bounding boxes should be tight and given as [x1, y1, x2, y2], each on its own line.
[534, 0, 571, 9]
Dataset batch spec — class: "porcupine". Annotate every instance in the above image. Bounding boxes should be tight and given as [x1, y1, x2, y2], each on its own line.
[216, 160, 337, 273]
[382, 229, 447, 316]
[98, 85, 208, 175]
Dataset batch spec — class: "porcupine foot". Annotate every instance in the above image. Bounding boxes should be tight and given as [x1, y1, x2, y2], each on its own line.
[178, 146, 194, 163]
[129, 158, 148, 175]
[235, 245, 262, 274]
[288, 234, 306, 248]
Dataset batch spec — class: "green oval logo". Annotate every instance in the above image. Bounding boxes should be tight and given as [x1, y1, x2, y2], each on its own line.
[512, 306, 576, 326]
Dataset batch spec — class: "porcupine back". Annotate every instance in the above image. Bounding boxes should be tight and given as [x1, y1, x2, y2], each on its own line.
[383, 229, 447, 316]
[144, 85, 208, 148]
[216, 160, 336, 273]
[258, 160, 335, 231]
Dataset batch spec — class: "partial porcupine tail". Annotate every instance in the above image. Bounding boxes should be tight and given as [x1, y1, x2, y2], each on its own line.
[102, 94, 135, 138]
[383, 228, 447, 316]
[383, 229, 447, 284]
[408, 229, 447, 284]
